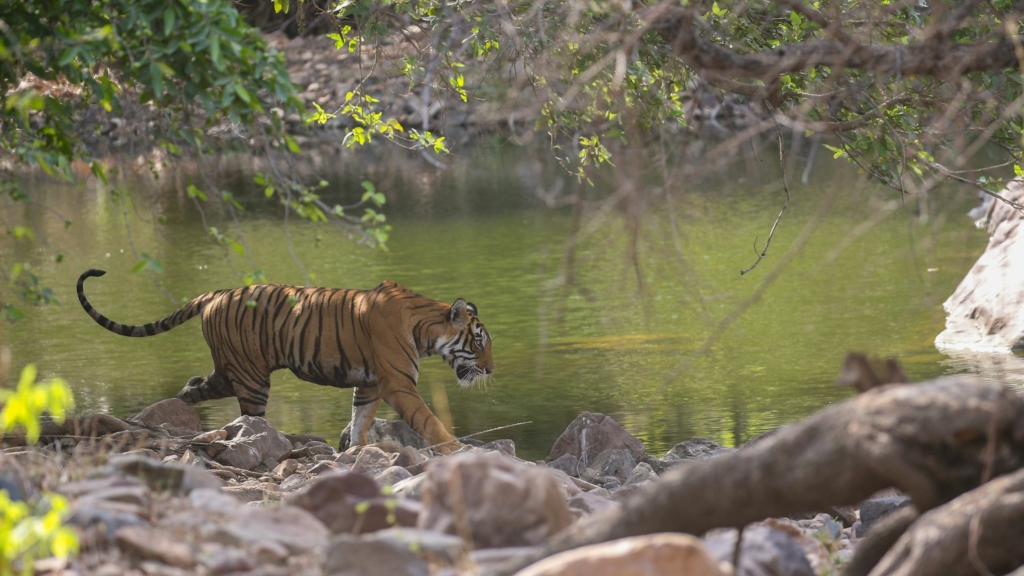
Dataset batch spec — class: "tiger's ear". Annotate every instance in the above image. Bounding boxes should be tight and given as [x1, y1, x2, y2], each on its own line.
[448, 298, 469, 327]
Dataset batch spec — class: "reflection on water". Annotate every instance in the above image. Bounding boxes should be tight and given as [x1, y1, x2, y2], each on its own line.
[2, 142, 1004, 460]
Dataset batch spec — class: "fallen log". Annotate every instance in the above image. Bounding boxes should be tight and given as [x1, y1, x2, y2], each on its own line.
[866, 466, 1024, 576]
[497, 377, 1024, 575]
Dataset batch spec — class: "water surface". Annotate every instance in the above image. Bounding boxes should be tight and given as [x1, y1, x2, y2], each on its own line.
[3, 143, 1008, 460]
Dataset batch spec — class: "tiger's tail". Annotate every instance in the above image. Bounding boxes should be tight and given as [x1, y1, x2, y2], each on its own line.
[77, 269, 213, 337]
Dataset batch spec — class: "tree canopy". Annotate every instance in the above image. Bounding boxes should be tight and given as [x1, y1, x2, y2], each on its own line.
[2, 0, 1023, 318]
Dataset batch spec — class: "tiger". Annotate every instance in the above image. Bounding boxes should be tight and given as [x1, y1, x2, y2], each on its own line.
[76, 269, 493, 453]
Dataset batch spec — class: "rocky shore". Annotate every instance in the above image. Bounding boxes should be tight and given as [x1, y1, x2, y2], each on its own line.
[0, 399, 906, 576]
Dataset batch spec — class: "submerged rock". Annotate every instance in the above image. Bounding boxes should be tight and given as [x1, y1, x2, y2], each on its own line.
[660, 437, 736, 466]
[857, 495, 912, 537]
[418, 451, 571, 548]
[936, 178, 1024, 351]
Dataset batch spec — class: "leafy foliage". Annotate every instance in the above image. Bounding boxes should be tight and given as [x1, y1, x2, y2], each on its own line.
[0, 491, 78, 576]
[0, 365, 74, 444]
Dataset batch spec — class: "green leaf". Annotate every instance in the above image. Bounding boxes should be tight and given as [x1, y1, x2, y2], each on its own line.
[163, 8, 176, 36]
[1015, 164, 1023, 177]
[284, 134, 301, 153]
[229, 241, 246, 255]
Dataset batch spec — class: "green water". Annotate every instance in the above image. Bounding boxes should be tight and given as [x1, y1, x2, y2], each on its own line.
[1, 144, 997, 460]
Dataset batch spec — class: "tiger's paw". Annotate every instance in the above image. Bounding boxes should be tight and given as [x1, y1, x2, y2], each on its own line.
[432, 439, 467, 455]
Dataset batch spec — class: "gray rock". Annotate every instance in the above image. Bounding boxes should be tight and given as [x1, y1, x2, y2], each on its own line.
[366, 527, 467, 564]
[418, 451, 572, 548]
[324, 534, 428, 576]
[481, 439, 516, 458]
[624, 462, 658, 486]
[291, 441, 335, 459]
[936, 178, 1024, 351]
[77, 485, 150, 508]
[392, 474, 427, 501]
[660, 437, 736, 466]
[284, 433, 329, 446]
[705, 525, 814, 576]
[589, 449, 636, 483]
[547, 453, 581, 477]
[352, 447, 392, 475]
[567, 491, 621, 516]
[108, 455, 223, 494]
[376, 466, 413, 486]
[69, 505, 146, 539]
[393, 446, 426, 469]
[115, 526, 195, 568]
[547, 412, 645, 466]
[273, 458, 299, 479]
[199, 545, 257, 575]
[467, 547, 542, 575]
[339, 418, 427, 450]
[857, 495, 912, 537]
[214, 416, 293, 471]
[129, 399, 202, 436]
[189, 488, 241, 513]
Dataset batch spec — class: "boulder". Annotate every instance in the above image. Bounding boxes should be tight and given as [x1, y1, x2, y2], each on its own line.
[128, 399, 203, 435]
[392, 474, 428, 501]
[360, 527, 467, 564]
[339, 418, 427, 450]
[115, 526, 195, 568]
[704, 525, 814, 576]
[212, 416, 292, 471]
[660, 437, 736, 466]
[205, 505, 329, 554]
[936, 178, 1024, 351]
[418, 451, 571, 548]
[324, 534, 429, 576]
[547, 413, 645, 467]
[287, 471, 419, 534]
[516, 533, 722, 576]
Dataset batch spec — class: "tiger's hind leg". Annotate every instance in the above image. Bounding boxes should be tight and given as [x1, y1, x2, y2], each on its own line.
[225, 371, 272, 417]
[176, 370, 234, 405]
[349, 387, 382, 447]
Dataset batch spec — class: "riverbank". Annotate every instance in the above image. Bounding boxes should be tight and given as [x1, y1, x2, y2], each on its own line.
[2, 399, 876, 576]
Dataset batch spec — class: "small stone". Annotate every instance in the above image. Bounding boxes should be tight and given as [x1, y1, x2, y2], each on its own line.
[69, 505, 146, 539]
[200, 545, 257, 575]
[291, 441, 335, 459]
[624, 462, 657, 486]
[287, 471, 419, 535]
[335, 452, 357, 465]
[309, 460, 340, 476]
[857, 495, 912, 537]
[481, 439, 516, 458]
[252, 540, 290, 564]
[376, 466, 413, 486]
[393, 446, 425, 469]
[189, 488, 241, 513]
[192, 430, 227, 443]
[392, 474, 427, 501]
[547, 454, 580, 477]
[78, 486, 151, 508]
[545, 468, 582, 498]
[339, 418, 427, 450]
[368, 527, 467, 564]
[205, 506, 328, 554]
[214, 416, 292, 471]
[660, 437, 736, 467]
[273, 459, 299, 478]
[115, 526, 195, 568]
[588, 449, 636, 483]
[567, 491, 621, 516]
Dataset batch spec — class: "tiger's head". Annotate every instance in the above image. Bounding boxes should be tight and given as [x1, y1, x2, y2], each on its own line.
[438, 298, 494, 387]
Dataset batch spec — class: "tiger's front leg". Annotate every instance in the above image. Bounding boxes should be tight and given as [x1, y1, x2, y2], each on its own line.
[379, 382, 464, 455]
